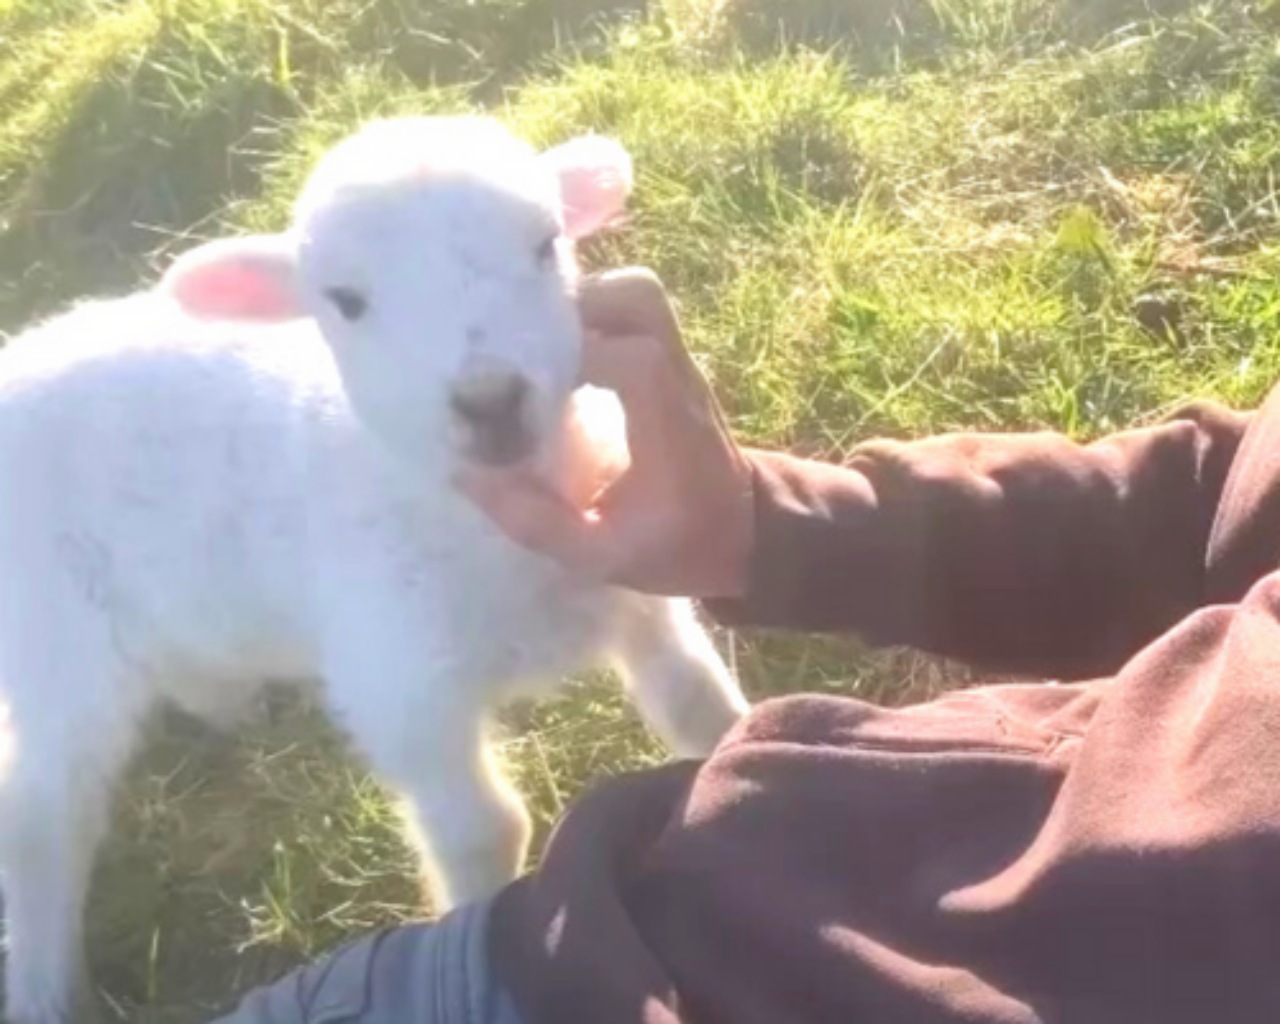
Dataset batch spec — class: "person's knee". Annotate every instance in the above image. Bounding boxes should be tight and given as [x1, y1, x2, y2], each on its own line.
[207, 902, 511, 1024]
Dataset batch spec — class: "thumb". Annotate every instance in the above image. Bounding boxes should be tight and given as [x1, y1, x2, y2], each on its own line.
[455, 468, 616, 577]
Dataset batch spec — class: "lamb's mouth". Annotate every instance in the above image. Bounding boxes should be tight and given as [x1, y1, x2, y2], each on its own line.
[459, 422, 537, 468]
[450, 412, 540, 468]
[449, 368, 539, 468]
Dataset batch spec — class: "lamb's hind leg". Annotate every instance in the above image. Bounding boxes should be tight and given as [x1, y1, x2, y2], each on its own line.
[609, 596, 749, 758]
[0, 666, 141, 1024]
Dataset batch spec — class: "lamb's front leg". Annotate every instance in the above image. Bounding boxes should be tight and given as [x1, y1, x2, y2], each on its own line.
[322, 639, 530, 911]
[610, 595, 750, 758]
[394, 716, 530, 909]
[327, 670, 532, 911]
[392, 721, 529, 909]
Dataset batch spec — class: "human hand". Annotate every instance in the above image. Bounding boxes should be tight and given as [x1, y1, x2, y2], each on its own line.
[455, 268, 754, 599]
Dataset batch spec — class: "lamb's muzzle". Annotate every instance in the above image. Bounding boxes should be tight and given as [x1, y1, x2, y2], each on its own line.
[450, 365, 535, 466]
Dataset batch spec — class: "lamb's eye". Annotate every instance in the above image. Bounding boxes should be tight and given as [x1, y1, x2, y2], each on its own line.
[536, 235, 558, 267]
[324, 286, 368, 322]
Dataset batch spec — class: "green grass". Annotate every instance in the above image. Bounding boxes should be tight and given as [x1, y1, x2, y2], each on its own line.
[4, 0, 1280, 1018]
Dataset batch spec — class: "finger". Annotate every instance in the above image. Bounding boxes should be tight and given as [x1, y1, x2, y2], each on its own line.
[582, 328, 735, 467]
[579, 273, 723, 406]
[455, 468, 618, 577]
[579, 331, 683, 459]
[578, 268, 683, 349]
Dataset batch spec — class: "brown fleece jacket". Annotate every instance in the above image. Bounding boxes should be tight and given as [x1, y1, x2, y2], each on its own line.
[490, 387, 1280, 1024]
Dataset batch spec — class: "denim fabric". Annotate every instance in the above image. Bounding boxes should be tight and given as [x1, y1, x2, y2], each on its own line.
[209, 899, 521, 1024]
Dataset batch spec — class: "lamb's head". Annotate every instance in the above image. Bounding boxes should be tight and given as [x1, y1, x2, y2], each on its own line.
[160, 115, 632, 469]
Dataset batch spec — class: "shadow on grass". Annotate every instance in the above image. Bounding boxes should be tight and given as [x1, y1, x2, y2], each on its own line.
[724, 0, 1236, 70]
[0, 76, 293, 332]
[85, 694, 421, 1023]
[0, 0, 649, 335]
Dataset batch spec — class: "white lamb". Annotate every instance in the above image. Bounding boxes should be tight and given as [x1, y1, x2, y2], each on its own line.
[0, 115, 749, 1024]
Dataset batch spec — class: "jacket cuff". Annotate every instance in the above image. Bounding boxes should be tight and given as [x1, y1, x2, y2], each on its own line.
[701, 448, 876, 630]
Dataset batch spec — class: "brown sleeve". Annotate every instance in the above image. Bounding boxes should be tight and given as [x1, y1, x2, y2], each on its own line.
[704, 401, 1252, 680]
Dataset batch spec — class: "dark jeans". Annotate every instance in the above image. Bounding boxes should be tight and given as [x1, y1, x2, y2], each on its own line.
[210, 899, 521, 1024]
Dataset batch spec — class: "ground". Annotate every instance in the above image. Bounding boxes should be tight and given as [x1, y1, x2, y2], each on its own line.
[2, 0, 1280, 1018]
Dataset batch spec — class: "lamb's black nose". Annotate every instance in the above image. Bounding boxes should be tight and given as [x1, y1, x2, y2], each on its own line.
[450, 371, 533, 466]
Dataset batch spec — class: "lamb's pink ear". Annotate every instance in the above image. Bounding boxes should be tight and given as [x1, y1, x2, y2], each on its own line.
[540, 135, 633, 241]
[159, 234, 302, 323]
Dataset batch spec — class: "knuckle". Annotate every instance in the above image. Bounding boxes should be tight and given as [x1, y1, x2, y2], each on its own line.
[580, 270, 673, 335]
[617, 267, 665, 301]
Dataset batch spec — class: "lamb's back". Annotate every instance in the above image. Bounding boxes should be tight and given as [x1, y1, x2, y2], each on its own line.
[0, 294, 341, 681]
